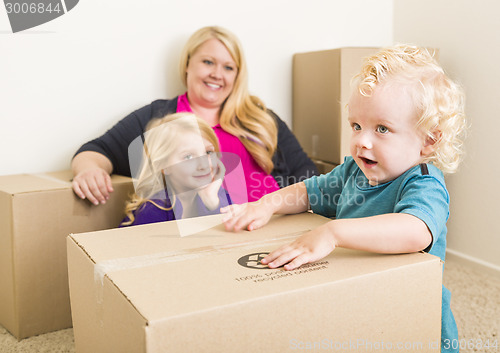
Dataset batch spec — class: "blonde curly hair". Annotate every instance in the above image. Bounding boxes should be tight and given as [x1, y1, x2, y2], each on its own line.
[354, 44, 467, 174]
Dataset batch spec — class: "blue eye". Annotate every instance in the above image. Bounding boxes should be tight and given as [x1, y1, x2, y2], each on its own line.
[203, 60, 213, 65]
[184, 154, 193, 160]
[352, 123, 361, 131]
[224, 65, 234, 71]
[377, 125, 389, 133]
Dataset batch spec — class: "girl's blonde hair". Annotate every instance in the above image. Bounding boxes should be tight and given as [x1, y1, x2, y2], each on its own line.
[179, 26, 277, 173]
[354, 44, 467, 174]
[122, 112, 220, 226]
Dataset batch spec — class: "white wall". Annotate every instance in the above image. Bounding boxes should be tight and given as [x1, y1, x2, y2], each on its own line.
[394, 0, 500, 269]
[0, 0, 392, 176]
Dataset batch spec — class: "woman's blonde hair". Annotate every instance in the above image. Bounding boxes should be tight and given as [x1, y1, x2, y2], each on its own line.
[179, 26, 277, 173]
[121, 112, 220, 226]
[354, 44, 467, 174]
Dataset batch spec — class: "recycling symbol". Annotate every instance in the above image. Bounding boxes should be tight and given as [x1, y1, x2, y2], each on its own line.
[237, 253, 270, 269]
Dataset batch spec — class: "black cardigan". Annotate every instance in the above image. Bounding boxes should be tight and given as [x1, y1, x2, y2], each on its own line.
[75, 98, 318, 188]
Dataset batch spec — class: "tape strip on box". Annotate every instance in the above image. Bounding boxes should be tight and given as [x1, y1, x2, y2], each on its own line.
[93, 231, 308, 287]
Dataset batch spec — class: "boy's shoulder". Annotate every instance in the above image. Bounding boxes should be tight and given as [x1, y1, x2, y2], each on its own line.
[397, 163, 448, 197]
[403, 163, 445, 182]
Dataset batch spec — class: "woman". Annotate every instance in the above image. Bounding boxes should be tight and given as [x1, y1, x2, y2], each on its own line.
[72, 26, 317, 205]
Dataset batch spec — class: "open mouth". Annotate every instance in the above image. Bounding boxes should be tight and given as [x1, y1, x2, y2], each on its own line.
[360, 157, 377, 166]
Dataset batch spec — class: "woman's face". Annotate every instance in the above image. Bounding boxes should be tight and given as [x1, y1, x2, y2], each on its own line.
[185, 38, 238, 111]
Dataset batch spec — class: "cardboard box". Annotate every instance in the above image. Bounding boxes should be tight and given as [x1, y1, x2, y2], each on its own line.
[0, 171, 133, 339]
[312, 159, 337, 175]
[293, 47, 380, 165]
[67, 213, 443, 353]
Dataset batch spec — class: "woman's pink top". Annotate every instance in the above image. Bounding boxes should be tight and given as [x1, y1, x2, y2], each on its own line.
[177, 93, 279, 202]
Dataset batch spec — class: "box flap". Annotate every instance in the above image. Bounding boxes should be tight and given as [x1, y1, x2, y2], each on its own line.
[0, 171, 131, 195]
[69, 213, 328, 263]
[0, 173, 71, 194]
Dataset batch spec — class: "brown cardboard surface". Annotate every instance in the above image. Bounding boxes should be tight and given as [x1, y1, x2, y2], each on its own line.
[293, 47, 380, 165]
[0, 173, 70, 194]
[0, 191, 15, 335]
[68, 213, 443, 353]
[313, 159, 337, 174]
[0, 171, 134, 339]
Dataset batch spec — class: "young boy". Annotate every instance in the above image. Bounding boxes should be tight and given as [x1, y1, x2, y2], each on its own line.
[222, 44, 466, 353]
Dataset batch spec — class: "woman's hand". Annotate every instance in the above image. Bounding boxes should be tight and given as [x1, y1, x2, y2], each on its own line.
[71, 151, 114, 205]
[261, 223, 336, 271]
[72, 167, 114, 205]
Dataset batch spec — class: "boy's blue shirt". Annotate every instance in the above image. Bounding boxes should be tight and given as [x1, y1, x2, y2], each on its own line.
[303, 156, 449, 261]
[303, 156, 458, 352]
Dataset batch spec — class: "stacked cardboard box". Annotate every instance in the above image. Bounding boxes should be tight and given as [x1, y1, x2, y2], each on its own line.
[293, 47, 380, 165]
[0, 171, 133, 339]
[67, 212, 443, 353]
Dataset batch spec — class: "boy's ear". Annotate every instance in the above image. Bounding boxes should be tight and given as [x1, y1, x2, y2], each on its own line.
[421, 130, 441, 157]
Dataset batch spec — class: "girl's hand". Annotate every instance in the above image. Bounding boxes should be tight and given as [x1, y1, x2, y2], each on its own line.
[221, 200, 274, 232]
[261, 224, 336, 270]
[198, 159, 225, 210]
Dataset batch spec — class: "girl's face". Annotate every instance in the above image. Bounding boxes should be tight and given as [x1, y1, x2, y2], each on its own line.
[348, 83, 432, 186]
[185, 38, 238, 111]
[163, 132, 218, 193]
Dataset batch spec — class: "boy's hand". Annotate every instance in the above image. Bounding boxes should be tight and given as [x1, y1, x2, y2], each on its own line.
[221, 201, 274, 232]
[222, 182, 309, 232]
[262, 224, 336, 271]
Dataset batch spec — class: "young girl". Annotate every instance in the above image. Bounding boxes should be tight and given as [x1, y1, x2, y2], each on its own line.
[222, 44, 467, 353]
[121, 113, 232, 226]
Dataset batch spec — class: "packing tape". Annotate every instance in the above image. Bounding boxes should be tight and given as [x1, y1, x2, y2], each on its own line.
[34, 173, 92, 216]
[94, 231, 308, 286]
[33, 173, 73, 187]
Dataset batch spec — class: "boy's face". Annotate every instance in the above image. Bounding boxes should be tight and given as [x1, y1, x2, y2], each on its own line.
[348, 83, 430, 186]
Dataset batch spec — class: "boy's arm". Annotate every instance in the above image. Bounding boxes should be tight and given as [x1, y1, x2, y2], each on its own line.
[262, 213, 432, 270]
[222, 182, 309, 231]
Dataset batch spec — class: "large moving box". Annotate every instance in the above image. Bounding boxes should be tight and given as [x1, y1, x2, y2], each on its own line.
[293, 47, 380, 165]
[67, 213, 443, 353]
[0, 171, 133, 339]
